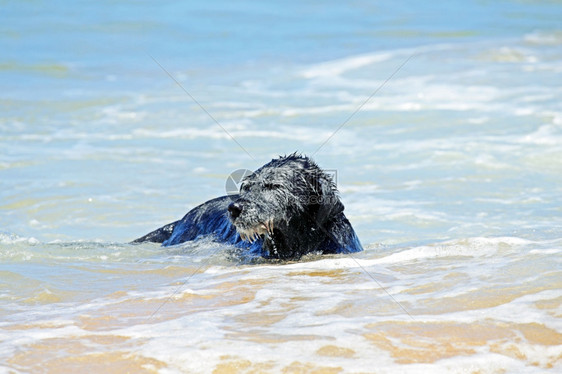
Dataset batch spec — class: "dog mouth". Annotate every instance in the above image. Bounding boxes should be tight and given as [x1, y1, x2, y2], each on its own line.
[236, 219, 275, 243]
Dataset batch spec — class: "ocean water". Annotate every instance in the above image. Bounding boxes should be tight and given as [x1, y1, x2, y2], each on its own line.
[1, 1, 561, 373]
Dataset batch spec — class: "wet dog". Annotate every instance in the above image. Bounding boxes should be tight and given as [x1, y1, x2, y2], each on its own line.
[133, 153, 363, 259]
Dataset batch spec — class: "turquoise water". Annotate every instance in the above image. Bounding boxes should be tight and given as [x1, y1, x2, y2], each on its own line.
[1, 1, 561, 373]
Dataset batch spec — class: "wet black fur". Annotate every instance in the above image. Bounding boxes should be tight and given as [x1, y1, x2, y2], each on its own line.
[132, 154, 363, 259]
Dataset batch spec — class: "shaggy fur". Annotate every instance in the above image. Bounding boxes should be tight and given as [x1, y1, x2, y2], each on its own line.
[133, 154, 363, 259]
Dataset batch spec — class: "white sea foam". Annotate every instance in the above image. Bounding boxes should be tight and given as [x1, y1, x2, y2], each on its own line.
[1, 234, 560, 373]
[301, 52, 394, 79]
[300, 43, 459, 80]
[524, 30, 562, 45]
[131, 123, 348, 144]
[519, 124, 562, 146]
[0, 233, 39, 246]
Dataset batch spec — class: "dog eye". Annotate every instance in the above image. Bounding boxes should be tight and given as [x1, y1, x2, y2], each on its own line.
[264, 183, 280, 190]
[240, 183, 250, 192]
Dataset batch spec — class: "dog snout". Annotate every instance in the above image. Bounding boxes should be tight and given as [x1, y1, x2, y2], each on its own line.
[228, 201, 243, 219]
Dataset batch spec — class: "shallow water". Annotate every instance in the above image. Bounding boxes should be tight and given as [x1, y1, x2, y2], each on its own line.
[1, 1, 562, 373]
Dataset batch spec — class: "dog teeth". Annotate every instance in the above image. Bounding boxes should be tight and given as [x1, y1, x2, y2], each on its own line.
[239, 223, 273, 243]
[264, 219, 274, 235]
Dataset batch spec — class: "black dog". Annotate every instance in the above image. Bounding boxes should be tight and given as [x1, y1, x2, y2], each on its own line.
[133, 154, 363, 259]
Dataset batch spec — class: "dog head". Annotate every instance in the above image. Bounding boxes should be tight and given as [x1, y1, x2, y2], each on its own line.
[227, 153, 344, 258]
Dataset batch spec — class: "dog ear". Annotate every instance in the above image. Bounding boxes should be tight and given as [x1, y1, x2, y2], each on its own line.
[307, 169, 344, 226]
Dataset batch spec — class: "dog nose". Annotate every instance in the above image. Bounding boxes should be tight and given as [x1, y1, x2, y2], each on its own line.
[228, 202, 243, 219]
